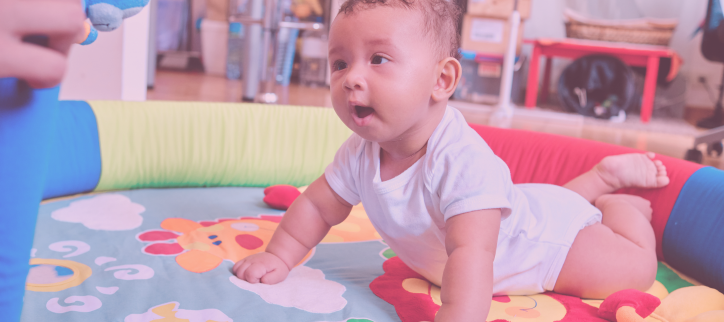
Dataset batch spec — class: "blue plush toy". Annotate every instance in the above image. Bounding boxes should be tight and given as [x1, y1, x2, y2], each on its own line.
[79, 0, 150, 45]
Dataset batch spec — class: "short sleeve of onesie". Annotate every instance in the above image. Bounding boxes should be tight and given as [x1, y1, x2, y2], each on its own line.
[324, 134, 363, 206]
[434, 140, 513, 222]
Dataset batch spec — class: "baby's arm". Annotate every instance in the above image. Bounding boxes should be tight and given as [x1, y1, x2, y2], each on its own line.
[233, 175, 353, 283]
[435, 208, 501, 322]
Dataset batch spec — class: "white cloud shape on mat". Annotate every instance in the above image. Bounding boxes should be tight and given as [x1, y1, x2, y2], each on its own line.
[95, 256, 117, 266]
[124, 302, 233, 322]
[51, 194, 145, 231]
[49, 240, 90, 258]
[229, 265, 347, 314]
[105, 264, 155, 280]
[47, 295, 102, 313]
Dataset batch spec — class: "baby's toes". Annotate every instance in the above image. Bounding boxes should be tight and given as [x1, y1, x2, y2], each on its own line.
[658, 164, 667, 175]
[656, 171, 670, 187]
[658, 176, 670, 187]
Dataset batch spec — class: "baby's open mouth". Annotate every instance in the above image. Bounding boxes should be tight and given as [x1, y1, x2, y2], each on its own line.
[355, 105, 375, 119]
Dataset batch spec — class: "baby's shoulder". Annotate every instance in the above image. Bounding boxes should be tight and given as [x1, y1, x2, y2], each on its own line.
[429, 123, 496, 163]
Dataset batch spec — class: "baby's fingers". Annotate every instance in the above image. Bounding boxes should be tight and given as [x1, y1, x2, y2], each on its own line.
[260, 267, 288, 285]
[243, 263, 269, 284]
[232, 260, 251, 279]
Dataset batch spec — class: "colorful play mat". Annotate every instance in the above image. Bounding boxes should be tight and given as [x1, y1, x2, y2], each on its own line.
[24, 187, 718, 321]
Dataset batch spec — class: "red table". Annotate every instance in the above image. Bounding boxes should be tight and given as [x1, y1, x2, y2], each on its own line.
[524, 38, 682, 123]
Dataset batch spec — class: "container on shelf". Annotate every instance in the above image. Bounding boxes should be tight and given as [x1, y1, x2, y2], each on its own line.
[453, 50, 526, 105]
[200, 19, 229, 76]
[274, 23, 300, 86]
[460, 14, 524, 56]
[299, 26, 328, 87]
[226, 22, 244, 80]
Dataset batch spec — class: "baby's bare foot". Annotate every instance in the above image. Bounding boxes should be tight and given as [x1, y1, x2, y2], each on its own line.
[594, 153, 670, 191]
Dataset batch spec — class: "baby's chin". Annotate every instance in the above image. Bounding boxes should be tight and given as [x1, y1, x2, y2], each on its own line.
[343, 120, 382, 140]
[349, 124, 400, 145]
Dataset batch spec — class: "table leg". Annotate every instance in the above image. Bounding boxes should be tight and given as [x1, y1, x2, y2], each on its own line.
[525, 45, 542, 109]
[540, 57, 553, 104]
[640, 56, 660, 123]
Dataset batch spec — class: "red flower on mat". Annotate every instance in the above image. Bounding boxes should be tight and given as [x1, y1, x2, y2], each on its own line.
[370, 256, 440, 321]
[370, 257, 518, 322]
[371, 257, 614, 322]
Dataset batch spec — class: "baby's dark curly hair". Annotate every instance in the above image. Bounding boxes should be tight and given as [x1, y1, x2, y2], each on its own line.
[338, 0, 462, 60]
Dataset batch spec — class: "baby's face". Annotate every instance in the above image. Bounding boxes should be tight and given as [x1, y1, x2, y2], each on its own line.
[328, 6, 442, 144]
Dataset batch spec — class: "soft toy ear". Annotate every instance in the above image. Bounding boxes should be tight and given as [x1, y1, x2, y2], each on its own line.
[263, 185, 301, 210]
[653, 286, 724, 322]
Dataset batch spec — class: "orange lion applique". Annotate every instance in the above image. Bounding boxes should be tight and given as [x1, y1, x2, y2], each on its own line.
[138, 204, 381, 273]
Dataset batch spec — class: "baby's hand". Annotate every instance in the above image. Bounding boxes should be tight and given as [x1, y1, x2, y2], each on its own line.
[232, 252, 290, 284]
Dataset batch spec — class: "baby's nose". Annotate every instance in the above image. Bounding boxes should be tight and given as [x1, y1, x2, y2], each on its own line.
[343, 67, 366, 90]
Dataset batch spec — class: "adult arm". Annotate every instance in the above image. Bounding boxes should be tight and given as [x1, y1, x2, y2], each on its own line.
[0, 0, 85, 88]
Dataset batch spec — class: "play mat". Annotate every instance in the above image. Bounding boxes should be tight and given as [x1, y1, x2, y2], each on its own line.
[6, 100, 723, 321]
[22, 186, 715, 322]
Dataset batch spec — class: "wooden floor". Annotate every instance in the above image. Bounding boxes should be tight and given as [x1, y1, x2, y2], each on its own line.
[148, 70, 724, 169]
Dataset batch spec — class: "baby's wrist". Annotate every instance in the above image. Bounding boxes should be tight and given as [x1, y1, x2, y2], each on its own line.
[264, 248, 295, 270]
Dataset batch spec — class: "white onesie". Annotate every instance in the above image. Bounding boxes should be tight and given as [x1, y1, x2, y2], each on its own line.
[324, 106, 602, 295]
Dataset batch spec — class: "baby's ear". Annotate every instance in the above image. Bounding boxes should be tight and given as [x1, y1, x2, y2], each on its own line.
[431, 57, 462, 103]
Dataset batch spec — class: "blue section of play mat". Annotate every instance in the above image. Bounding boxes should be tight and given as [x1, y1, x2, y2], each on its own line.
[23, 187, 399, 322]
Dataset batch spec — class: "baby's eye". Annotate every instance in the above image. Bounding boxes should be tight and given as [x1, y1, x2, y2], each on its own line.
[332, 60, 348, 71]
[371, 55, 389, 65]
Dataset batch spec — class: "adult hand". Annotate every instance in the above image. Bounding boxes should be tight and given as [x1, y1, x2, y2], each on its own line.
[0, 0, 85, 88]
[233, 252, 291, 284]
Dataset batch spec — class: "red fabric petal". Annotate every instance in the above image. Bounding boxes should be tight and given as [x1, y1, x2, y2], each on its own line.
[263, 185, 301, 210]
[264, 184, 297, 195]
[492, 295, 511, 303]
[598, 289, 660, 320]
[370, 257, 440, 322]
[143, 242, 184, 255]
[137, 230, 179, 241]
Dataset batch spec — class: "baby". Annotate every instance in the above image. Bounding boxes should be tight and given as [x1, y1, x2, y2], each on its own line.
[233, 0, 670, 320]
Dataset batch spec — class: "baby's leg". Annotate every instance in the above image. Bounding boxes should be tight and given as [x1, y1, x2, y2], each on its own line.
[553, 194, 657, 299]
[563, 152, 669, 203]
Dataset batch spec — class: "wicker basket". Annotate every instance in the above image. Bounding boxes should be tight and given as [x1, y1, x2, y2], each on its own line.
[565, 21, 675, 46]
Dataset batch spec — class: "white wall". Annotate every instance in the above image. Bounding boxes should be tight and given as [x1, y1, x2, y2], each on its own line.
[522, 0, 723, 109]
[122, 6, 151, 101]
[59, 24, 124, 100]
[59, 6, 151, 101]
